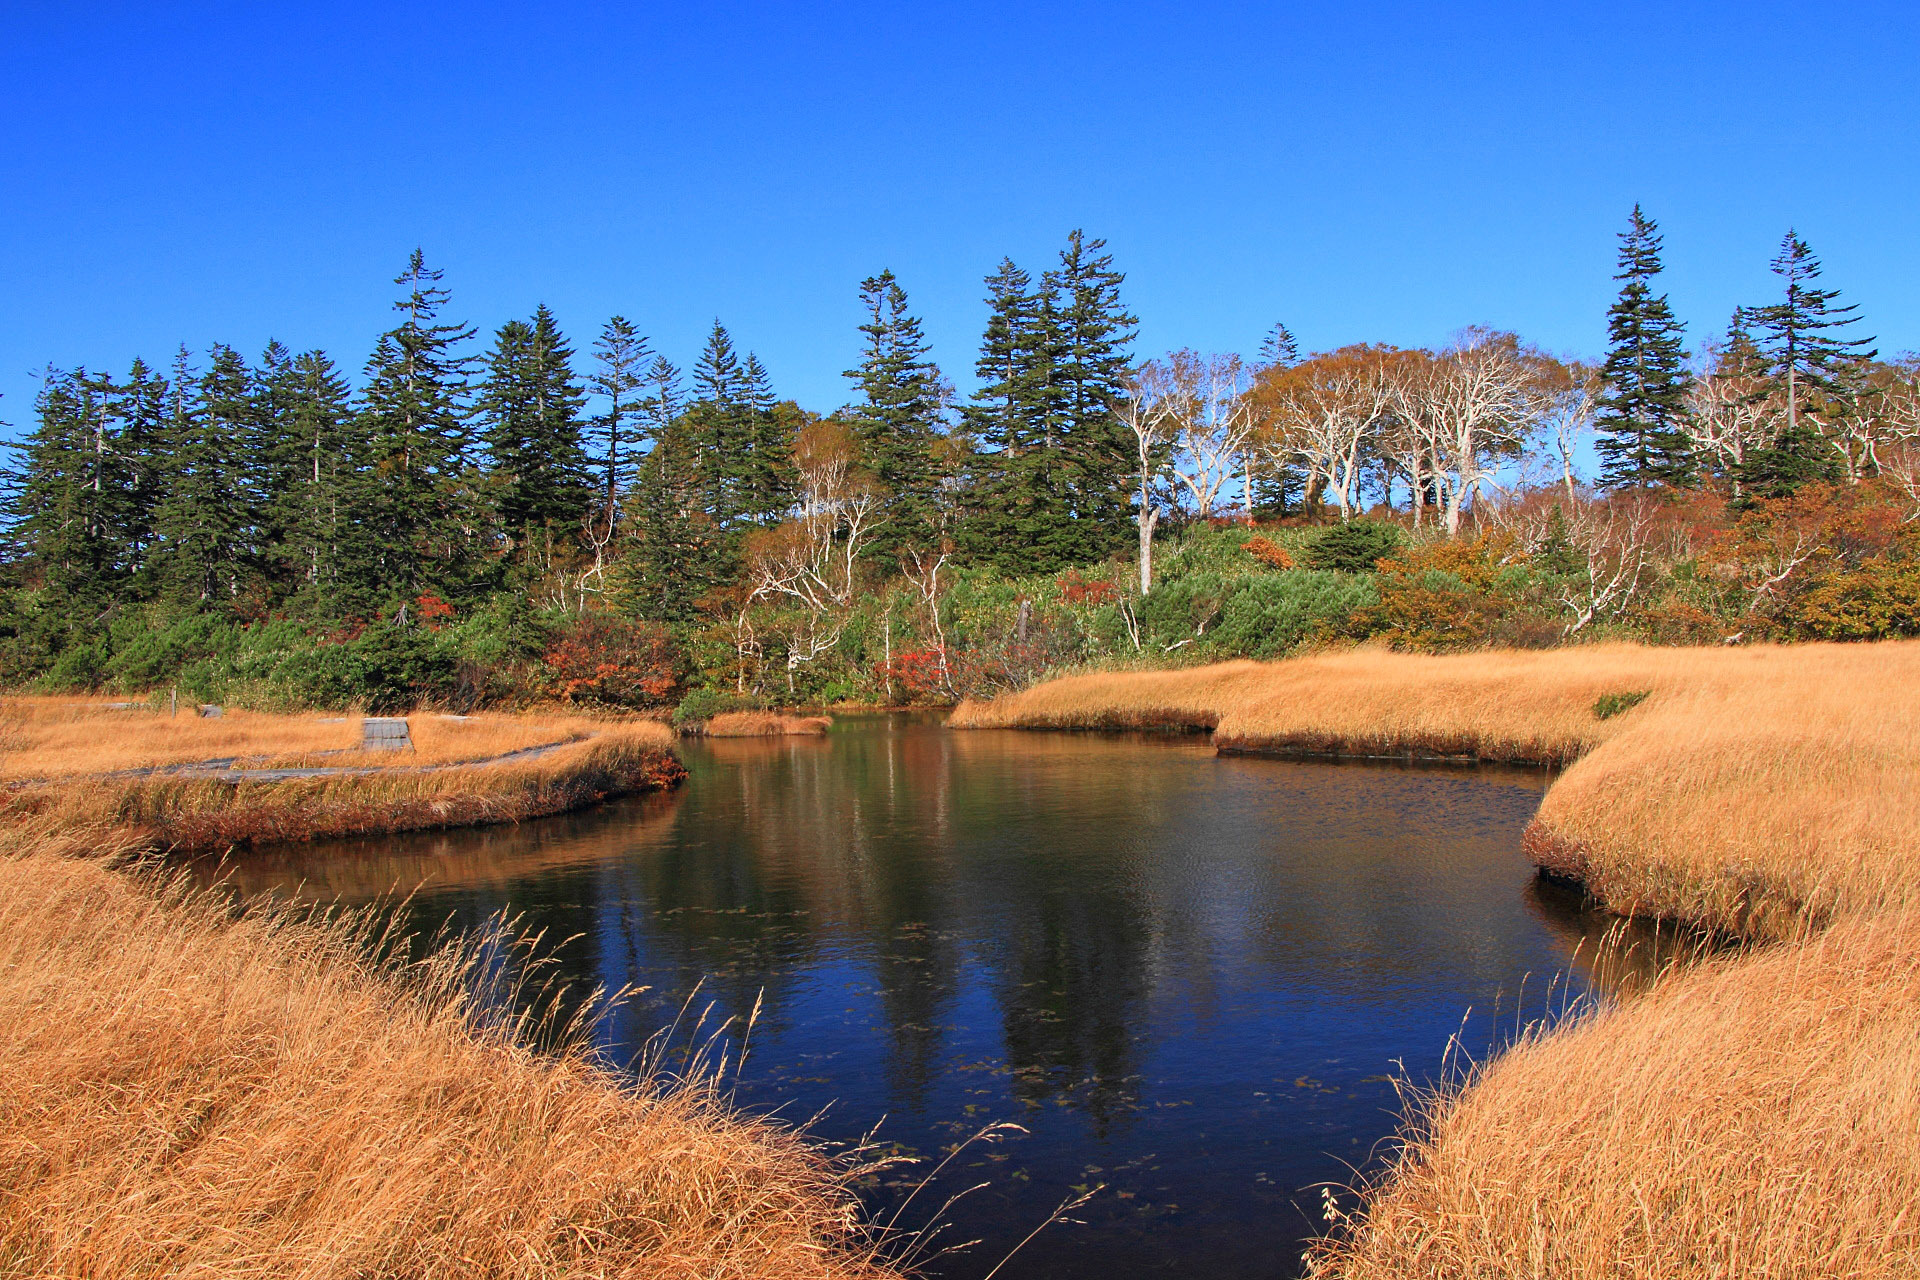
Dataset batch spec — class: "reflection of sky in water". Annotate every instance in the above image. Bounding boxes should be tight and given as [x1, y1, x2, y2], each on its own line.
[214, 714, 1677, 1279]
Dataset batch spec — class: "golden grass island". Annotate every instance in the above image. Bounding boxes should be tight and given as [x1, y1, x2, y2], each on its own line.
[0, 700, 689, 853]
[951, 640, 1920, 1278]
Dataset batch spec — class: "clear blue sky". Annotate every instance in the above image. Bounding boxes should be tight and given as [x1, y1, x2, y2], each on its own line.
[3, 0, 1915, 428]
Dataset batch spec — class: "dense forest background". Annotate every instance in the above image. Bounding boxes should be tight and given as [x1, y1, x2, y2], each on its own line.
[7, 216, 1919, 714]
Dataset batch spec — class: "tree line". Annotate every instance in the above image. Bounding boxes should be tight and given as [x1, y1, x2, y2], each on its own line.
[4, 216, 1916, 705]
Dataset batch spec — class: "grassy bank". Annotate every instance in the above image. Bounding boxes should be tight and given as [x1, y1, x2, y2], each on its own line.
[0, 833, 891, 1278]
[699, 711, 834, 737]
[952, 641, 1920, 1277]
[0, 699, 687, 852]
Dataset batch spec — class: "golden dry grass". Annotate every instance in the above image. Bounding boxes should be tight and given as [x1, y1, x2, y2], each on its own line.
[0, 697, 650, 776]
[1306, 909, 1920, 1279]
[2, 721, 684, 853]
[955, 641, 1920, 1279]
[0, 832, 892, 1279]
[702, 711, 834, 737]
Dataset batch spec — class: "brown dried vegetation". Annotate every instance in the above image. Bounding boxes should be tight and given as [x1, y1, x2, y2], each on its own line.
[0, 700, 685, 853]
[700, 711, 834, 738]
[0, 832, 891, 1279]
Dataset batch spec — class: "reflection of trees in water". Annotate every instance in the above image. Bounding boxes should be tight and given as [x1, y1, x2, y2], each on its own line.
[991, 887, 1153, 1131]
[605, 725, 970, 1109]
[942, 732, 1206, 1130]
[211, 718, 1648, 1142]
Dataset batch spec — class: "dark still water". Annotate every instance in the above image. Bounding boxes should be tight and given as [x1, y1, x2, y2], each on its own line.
[212, 713, 1654, 1279]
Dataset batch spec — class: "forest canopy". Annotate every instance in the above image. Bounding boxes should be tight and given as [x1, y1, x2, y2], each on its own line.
[7, 219, 1919, 712]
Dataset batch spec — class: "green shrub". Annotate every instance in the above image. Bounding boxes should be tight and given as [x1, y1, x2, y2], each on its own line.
[1306, 520, 1405, 573]
[672, 687, 760, 727]
[1209, 571, 1379, 659]
[1789, 560, 1920, 640]
[1593, 689, 1651, 720]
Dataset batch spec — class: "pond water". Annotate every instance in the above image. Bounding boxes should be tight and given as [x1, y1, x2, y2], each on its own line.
[210, 712, 1665, 1279]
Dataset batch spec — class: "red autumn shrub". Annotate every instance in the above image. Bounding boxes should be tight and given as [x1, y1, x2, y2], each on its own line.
[1057, 569, 1119, 606]
[1241, 535, 1296, 570]
[874, 648, 951, 700]
[544, 615, 681, 707]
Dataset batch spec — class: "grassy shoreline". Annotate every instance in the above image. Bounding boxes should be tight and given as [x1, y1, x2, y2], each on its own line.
[0, 835, 893, 1278]
[952, 641, 1920, 1277]
[0, 700, 902, 1278]
[0, 702, 688, 854]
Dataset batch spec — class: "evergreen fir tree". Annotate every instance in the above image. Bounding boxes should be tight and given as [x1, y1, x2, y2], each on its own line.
[1594, 206, 1696, 488]
[153, 345, 255, 606]
[686, 320, 750, 527]
[845, 269, 946, 557]
[349, 249, 477, 600]
[1257, 322, 1300, 370]
[739, 352, 795, 523]
[619, 421, 727, 625]
[272, 350, 353, 603]
[1737, 231, 1876, 498]
[640, 355, 684, 440]
[1, 368, 115, 614]
[588, 316, 652, 516]
[478, 304, 590, 543]
[109, 357, 168, 587]
[959, 258, 1048, 568]
[251, 340, 311, 594]
[1045, 229, 1138, 559]
[959, 233, 1137, 571]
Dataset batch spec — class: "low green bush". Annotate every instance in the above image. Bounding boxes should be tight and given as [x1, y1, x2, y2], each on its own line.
[1306, 520, 1405, 573]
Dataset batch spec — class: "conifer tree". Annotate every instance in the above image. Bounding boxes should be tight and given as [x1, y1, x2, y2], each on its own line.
[3, 368, 115, 613]
[960, 258, 1047, 567]
[1046, 229, 1138, 557]
[740, 352, 795, 523]
[1257, 322, 1300, 370]
[478, 304, 590, 544]
[269, 350, 353, 602]
[619, 421, 726, 625]
[1595, 206, 1696, 488]
[350, 249, 478, 600]
[588, 316, 652, 515]
[687, 321, 750, 527]
[153, 345, 255, 606]
[963, 233, 1136, 570]
[109, 357, 168, 585]
[1738, 231, 1876, 498]
[845, 269, 946, 557]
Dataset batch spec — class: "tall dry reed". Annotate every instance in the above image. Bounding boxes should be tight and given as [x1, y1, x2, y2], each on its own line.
[1305, 909, 1920, 1279]
[0, 831, 893, 1279]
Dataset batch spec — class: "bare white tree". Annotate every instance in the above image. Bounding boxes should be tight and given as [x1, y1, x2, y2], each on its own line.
[1390, 331, 1539, 536]
[1117, 359, 1179, 595]
[1684, 343, 1774, 498]
[743, 421, 879, 691]
[1164, 350, 1256, 521]
[1556, 498, 1656, 636]
[1251, 345, 1396, 521]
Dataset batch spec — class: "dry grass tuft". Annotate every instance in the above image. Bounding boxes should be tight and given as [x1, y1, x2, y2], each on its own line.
[1306, 909, 1920, 1279]
[0, 834, 892, 1279]
[956, 641, 1920, 1278]
[701, 711, 834, 738]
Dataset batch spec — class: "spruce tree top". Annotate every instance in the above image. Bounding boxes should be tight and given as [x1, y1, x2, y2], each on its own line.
[1595, 204, 1695, 488]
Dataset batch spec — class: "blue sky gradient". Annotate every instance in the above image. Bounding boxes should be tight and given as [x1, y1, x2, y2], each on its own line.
[3, 0, 1915, 426]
